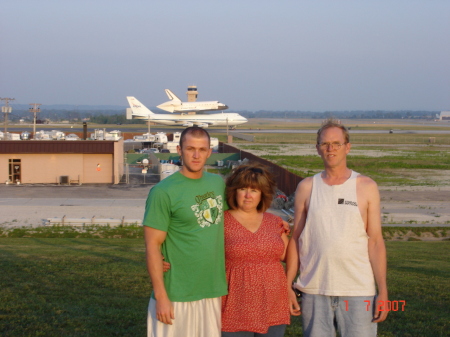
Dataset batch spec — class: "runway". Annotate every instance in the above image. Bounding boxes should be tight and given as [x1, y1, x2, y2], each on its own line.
[0, 184, 150, 227]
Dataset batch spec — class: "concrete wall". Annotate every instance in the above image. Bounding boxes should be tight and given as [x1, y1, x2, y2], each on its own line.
[113, 139, 124, 184]
[82, 154, 114, 183]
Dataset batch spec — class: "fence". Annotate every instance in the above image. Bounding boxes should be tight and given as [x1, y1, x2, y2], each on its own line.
[221, 142, 303, 196]
[120, 163, 161, 184]
[121, 151, 242, 185]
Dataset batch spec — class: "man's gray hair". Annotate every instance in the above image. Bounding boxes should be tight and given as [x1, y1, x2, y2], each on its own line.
[316, 119, 350, 144]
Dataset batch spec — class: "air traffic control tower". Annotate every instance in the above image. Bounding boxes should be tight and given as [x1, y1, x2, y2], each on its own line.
[186, 85, 198, 102]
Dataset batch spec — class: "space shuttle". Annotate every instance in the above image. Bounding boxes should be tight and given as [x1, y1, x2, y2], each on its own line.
[156, 89, 229, 113]
[127, 97, 247, 129]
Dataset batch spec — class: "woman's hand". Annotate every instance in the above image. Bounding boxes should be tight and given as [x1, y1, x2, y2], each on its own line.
[162, 256, 171, 272]
[288, 288, 301, 316]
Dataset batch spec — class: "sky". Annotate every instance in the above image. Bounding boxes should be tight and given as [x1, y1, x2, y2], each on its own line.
[1, 0, 449, 112]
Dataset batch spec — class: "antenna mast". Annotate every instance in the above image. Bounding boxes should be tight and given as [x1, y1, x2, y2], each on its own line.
[1, 97, 15, 138]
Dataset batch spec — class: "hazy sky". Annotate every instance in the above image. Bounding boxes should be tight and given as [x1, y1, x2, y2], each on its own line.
[1, 0, 449, 111]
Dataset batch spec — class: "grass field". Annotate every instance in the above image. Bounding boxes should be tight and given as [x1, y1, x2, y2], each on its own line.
[1, 237, 448, 337]
[228, 132, 450, 145]
[236, 144, 450, 186]
[237, 119, 450, 131]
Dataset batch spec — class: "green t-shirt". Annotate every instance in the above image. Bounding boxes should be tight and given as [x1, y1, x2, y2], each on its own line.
[143, 171, 228, 302]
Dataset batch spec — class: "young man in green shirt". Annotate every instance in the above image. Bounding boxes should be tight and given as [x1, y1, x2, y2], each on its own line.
[143, 127, 227, 337]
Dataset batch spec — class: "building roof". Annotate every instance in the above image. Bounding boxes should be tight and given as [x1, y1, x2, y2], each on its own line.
[0, 141, 115, 154]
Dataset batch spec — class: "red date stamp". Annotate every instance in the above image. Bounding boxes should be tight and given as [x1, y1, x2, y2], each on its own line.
[344, 300, 406, 311]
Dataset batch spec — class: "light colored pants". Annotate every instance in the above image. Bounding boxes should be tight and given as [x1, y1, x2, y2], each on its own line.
[147, 297, 221, 337]
[301, 293, 377, 337]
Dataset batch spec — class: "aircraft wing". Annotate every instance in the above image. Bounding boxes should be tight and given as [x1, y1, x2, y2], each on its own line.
[171, 119, 212, 128]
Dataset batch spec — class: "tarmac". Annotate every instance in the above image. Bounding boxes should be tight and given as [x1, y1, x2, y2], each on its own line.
[0, 183, 290, 228]
[0, 184, 153, 227]
[0, 183, 449, 228]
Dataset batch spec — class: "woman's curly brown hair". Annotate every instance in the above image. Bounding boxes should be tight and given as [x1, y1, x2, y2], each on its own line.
[225, 163, 276, 213]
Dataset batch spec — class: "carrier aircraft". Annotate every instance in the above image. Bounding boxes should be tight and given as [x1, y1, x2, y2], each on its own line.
[126, 97, 247, 129]
[156, 89, 229, 113]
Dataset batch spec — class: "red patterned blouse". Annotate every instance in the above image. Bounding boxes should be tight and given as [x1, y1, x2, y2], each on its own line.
[221, 211, 290, 333]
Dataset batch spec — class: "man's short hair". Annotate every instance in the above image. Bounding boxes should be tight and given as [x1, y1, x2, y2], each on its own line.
[317, 119, 350, 144]
[179, 127, 211, 149]
[225, 163, 276, 213]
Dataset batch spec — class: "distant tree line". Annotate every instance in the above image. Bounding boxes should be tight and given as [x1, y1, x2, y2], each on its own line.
[7, 109, 145, 125]
[6, 107, 439, 124]
[238, 110, 439, 120]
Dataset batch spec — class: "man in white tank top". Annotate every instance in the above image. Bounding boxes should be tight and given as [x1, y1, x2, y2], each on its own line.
[286, 120, 388, 337]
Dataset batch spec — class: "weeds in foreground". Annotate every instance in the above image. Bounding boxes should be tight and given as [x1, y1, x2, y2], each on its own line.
[1, 225, 449, 241]
[0, 224, 143, 238]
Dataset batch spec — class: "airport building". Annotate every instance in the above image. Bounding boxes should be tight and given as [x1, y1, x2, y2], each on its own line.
[186, 85, 198, 102]
[0, 139, 124, 184]
[439, 111, 450, 121]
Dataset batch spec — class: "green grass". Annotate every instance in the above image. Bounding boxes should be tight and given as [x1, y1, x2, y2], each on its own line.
[377, 242, 450, 337]
[0, 238, 449, 336]
[231, 119, 450, 132]
[232, 132, 450, 145]
[0, 238, 150, 336]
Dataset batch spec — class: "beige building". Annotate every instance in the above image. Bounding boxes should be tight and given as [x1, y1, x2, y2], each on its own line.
[0, 139, 124, 184]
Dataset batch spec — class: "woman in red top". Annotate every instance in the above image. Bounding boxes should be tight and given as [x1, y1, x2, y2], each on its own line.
[222, 164, 290, 337]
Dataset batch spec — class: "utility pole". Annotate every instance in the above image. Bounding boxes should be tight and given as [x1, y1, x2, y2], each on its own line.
[29, 103, 41, 139]
[1, 97, 15, 138]
[226, 116, 229, 139]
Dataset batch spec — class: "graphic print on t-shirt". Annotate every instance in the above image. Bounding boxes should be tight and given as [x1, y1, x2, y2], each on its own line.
[191, 192, 223, 228]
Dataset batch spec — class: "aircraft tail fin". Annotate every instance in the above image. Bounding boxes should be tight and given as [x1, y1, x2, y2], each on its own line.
[126, 97, 154, 117]
[164, 89, 182, 102]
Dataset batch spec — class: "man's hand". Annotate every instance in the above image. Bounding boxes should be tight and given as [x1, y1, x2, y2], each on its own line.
[288, 288, 301, 316]
[156, 296, 175, 325]
[282, 220, 291, 234]
[372, 292, 389, 323]
[144, 227, 173, 324]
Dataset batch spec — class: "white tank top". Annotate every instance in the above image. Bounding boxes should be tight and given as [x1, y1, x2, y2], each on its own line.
[295, 171, 376, 296]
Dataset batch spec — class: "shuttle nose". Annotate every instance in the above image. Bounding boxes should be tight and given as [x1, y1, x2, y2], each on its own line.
[219, 104, 229, 110]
